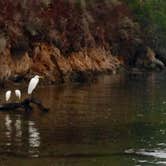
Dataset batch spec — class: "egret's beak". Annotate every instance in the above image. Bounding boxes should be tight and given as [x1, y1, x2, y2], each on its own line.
[39, 76, 44, 79]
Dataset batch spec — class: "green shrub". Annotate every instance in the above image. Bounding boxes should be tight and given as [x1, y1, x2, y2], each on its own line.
[125, 0, 166, 58]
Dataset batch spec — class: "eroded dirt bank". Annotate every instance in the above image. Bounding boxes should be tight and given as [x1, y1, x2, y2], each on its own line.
[0, 0, 164, 84]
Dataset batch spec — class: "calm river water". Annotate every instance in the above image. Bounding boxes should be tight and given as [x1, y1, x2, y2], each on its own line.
[1, 72, 166, 165]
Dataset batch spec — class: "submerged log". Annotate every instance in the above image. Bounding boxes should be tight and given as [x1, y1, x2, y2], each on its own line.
[0, 98, 49, 112]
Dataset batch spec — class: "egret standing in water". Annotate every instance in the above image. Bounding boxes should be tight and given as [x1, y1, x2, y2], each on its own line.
[5, 90, 11, 101]
[28, 75, 42, 95]
[15, 89, 21, 100]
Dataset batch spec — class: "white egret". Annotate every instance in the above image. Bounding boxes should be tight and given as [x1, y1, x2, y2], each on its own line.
[5, 90, 11, 101]
[15, 89, 21, 100]
[28, 75, 42, 95]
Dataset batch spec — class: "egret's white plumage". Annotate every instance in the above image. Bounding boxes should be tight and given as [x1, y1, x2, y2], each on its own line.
[15, 89, 21, 100]
[5, 90, 11, 101]
[28, 75, 41, 95]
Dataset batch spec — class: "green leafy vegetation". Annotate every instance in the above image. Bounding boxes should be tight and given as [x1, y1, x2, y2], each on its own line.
[125, 0, 166, 62]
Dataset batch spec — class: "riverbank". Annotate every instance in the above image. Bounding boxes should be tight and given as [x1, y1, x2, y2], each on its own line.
[0, 43, 120, 84]
[0, 0, 165, 85]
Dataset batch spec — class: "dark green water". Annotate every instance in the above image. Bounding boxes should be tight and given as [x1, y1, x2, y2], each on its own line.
[1, 72, 166, 165]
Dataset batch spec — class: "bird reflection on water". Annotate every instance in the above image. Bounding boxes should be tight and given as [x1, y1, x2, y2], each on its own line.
[5, 114, 12, 146]
[4, 113, 40, 157]
[28, 120, 40, 157]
